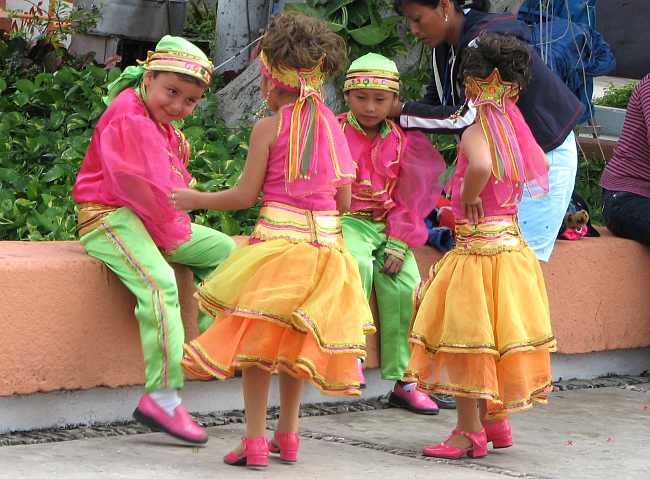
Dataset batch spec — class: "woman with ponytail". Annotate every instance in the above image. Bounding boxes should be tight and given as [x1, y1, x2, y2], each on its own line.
[393, 0, 584, 263]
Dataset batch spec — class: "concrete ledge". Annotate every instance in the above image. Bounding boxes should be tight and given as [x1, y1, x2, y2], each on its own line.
[2, 228, 650, 397]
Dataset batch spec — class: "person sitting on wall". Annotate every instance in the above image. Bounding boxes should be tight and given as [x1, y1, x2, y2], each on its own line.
[600, 73, 650, 247]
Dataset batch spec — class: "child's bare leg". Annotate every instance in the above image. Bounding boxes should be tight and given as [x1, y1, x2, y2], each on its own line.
[231, 366, 271, 453]
[446, 397, 481, 448]
[277, 372, 304, 433]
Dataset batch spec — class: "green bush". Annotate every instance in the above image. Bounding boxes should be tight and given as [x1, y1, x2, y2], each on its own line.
[0, 39, 113, 240]
[0, 34, 255, 241]
[593, 82, 636, 109]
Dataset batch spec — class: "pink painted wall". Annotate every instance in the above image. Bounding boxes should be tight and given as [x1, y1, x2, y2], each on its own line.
[1, 229, 649, 397]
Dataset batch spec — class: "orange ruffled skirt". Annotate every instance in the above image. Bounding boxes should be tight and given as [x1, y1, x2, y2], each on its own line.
[405, 216, 556, 417]
[182, 202, 375, 396]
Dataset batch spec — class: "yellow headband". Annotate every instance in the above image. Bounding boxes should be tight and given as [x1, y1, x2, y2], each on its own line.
[343, 69, 400, 94]
[141, 48, 213, 85]
[259, 50, 324, 93]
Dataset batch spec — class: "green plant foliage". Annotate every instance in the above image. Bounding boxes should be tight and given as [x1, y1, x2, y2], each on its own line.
[0, 30, 257, 240]
[593, 82, 636, 109]
[285, 0, 410, 61]
[575, 153, 606, 225]
[184, 0, 217, 55]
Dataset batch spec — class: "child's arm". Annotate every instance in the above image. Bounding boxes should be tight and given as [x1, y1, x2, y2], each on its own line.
[172, 116, 277, 211]
[459, 123, 492, 224]
[335, 184, 351, 214]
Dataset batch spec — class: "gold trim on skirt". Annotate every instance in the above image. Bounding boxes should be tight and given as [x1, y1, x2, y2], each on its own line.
[251, 201, 344, 249]
[453, 215, 525, 256]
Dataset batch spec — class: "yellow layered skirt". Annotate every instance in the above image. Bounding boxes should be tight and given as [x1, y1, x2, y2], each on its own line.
[405, 216, 556, 416]
[182, 202, 376, 396]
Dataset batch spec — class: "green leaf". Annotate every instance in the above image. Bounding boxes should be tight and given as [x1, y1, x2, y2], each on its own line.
[0, 79, 6, 94]
[325, 0, 356, 17]
[15, 79, 35, 95]
[14, 198, 36, 210]
[12, 92, 30, 107]
[34, 73, 52, 88]
[54, 67, 78, 86]
[284, 3, 324, 18]
[66, 113, 88, 132]
[48, 111, 66, 130]
[348, 24, 391, 46]
[43, 165, 66, 182]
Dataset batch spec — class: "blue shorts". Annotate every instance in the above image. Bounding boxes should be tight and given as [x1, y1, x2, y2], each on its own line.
[518, 131, 578, 262]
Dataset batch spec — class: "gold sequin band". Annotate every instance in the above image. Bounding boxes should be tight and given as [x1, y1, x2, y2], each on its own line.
[343, 69, 400, 94]
[77, 203, 118, 237]
[142, 48, 213, 85]
[454, 215, 525, 255]
[251, 201, 343, 248]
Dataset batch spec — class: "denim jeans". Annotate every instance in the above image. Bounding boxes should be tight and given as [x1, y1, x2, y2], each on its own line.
[602, 189, 650, 247]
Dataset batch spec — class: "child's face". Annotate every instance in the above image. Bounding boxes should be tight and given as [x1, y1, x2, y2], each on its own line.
[345, 89, 399, 131]
[142, 71, 205, 124]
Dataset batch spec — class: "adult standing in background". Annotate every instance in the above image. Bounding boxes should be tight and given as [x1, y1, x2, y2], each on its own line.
[392, 0, 584, 262]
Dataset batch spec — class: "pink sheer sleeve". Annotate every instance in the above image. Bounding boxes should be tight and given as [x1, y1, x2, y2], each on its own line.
[385, 130, 445, 249]
[99, 115, 192, 251]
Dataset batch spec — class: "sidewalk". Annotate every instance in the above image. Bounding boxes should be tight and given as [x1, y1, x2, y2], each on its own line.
[2, 380, 649, 478]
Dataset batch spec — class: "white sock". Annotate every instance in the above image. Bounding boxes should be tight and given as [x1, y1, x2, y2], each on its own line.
[149, 388, 182, 416]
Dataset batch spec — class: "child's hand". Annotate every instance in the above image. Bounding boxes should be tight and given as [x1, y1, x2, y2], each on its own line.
[170, 188, 202, 211]
[381, 253, 404, 275]
[462, 197, 484, 225]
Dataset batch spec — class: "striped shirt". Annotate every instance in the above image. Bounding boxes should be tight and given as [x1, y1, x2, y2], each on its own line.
[601, 74, 650, 198]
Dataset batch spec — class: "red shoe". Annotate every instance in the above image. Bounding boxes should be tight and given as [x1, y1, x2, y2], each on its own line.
[422, 429, 488, 459]
[269, 431, 300, 463]
[223, 437, 269, 468]
[133, 394, 208, 444]
[483, 418, 513, 448]
[388, 382, 439, 415]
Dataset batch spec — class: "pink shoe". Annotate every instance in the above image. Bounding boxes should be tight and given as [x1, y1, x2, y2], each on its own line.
[223, 437, 269, 468]
[269, 431, 300, 463]
[133, 394, 208, 445]
[422, 429, 488, 459]
[483, 418, 513, 448]
[388, 382, 439, 415]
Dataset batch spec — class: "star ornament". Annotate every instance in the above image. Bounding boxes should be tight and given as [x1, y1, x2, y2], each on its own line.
[465, 68, 519, 113]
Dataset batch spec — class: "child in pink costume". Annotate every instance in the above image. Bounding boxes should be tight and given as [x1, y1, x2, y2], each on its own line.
[339, 52, 446, 414]
[171, 12, 375, 469]
[72, 36, 236, 444]
[406, 32, 555, 459]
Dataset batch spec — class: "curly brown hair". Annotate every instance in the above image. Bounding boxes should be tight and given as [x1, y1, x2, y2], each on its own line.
[260, 11, 348, 77]
[460, 31, 532, 90]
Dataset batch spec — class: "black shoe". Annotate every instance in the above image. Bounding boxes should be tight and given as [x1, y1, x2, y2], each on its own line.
[430, 394, 456, 409]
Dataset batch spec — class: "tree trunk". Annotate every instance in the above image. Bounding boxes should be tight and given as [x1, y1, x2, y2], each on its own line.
[214, 0, 270, 74]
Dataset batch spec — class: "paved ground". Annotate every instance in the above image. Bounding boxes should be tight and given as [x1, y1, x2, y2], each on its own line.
[2, 382, 650, 478]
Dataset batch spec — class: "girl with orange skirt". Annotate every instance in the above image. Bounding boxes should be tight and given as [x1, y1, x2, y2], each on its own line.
[170, 12, 374, 469]
[405, 31, 556, 459]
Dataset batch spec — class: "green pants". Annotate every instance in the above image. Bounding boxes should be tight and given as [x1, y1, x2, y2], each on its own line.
[80, 207, 235, 391]
[342, 215, 421, 380]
